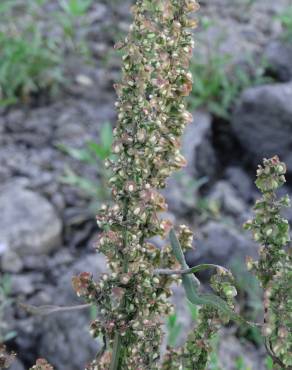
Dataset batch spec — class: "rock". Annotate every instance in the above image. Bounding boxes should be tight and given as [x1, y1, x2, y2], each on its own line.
[162, 111, 216, 214]
[225, 166, 254, 202]
[218, 332, 266, 370]
[0, 242, 8, 255]
[186, 221, 257, 267]
[232, 82, 292, 170]
[207, 181, 247, 217]
[11, 273, 44, 296]
[53, 100, 115, 145]
[199, 20, 261, 66]
[183, 110, 217, 180]
[1, 250, 23, 273]
[38, 253, 107, 370]
[0, 182, 62, 256]
[14, 317, 39, 365]
[9, 358, 25, 370]
[87, 3, 107, 23]
[114, 1, 132, 19]
[22, 255, 48, 271]
[265, 41, 292, 82]
[163, 174, 199, 214]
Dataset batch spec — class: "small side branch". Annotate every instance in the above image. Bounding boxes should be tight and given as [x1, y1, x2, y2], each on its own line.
[155, 264, 229, 276]
[18, 302, 91, 316]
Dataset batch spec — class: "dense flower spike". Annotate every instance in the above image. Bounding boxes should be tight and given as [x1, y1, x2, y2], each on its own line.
[73, 0, 200, 369]
[244, 156, 292, 369]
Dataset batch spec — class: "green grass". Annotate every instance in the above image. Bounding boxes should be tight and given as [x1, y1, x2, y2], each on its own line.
[0, 28, 63, 105]
[189, 53, 270, 119]
[58, 122, 113, 210]
[59, 0, 93, 17]
[0, 0, 93, 106]
[277, 6, 292, 42]
[189, 16, 271, 119]
[0, 275, 17, 343]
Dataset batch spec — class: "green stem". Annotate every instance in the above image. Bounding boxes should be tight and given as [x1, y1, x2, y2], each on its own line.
[155, 264, 229, 276]
[109, 198, 129, 369]
[110, 332, 122, 370]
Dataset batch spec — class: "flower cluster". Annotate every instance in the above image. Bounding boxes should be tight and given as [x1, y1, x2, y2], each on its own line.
[162, 268, 237, 370]
[244, 156, 292, 368]
[0, 344, 15, 369]
[73, 0, 200, 368]
[30, 359, 54, 370]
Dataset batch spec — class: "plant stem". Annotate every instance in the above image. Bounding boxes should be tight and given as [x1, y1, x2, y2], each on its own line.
[110, 332, 122, 370]
[109, 198, 129, 369]
[155, 264, 229, 276]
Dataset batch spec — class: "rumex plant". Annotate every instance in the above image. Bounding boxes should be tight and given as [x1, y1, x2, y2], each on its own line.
[70, 0, 248, 368]
[24, 1, 291, 369]
[244, 156, 292, 369]
[72, 0, 201, 368]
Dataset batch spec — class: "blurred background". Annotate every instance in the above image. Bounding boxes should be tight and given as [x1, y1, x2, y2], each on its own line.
[0, 0, 291, 369]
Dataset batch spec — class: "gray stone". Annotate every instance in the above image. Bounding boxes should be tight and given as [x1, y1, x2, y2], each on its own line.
[87, 4, 107, 23]
[21, 255, 48, 271]
[0, 182, 62, 256]
[13, 317, 39, 365]
[265, 41, 292, 82]
[183, 110, 217, 180]
[1, 250, 23, 273]
[225, 166, 253, 202]
[232, 82, 292, 170]
[208, 181, 247, 217]
[11, 273, 44, 296]
[163, 174, 199, 214]
[186, 221, 257, 266]
[162, 111, 216, 214]
[8, 358, 25, 370]
[38, 253, 107, 370]
[218, 331, 266, 370]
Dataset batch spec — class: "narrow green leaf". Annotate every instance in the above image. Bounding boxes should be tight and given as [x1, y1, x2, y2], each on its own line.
[167, 313, 182, 347]
[169, 229, 254, 326]
[100, 122, 113, 149]
[87, 141, 109, 160]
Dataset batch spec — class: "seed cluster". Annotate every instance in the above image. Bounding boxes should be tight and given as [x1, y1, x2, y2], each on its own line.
[244, 156, 292, 368]
[0, 344, 15, 369]
[162, 268, 237, 370]
[72, 1, 200, 369]
[29, 359, 54, 370]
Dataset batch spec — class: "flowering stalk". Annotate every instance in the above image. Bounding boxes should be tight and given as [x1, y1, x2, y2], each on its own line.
[72, 1, 199, 369]
[244, 156, 292, 369]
